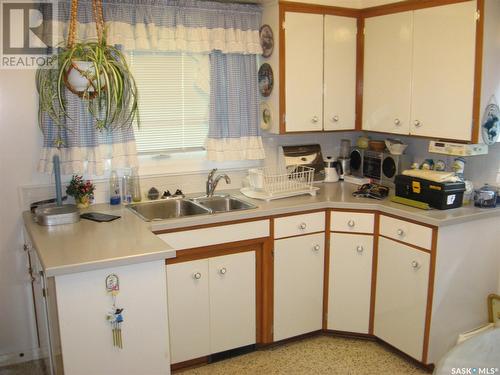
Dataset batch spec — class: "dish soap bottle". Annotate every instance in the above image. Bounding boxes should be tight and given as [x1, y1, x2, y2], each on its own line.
[109, 170, 121, 205]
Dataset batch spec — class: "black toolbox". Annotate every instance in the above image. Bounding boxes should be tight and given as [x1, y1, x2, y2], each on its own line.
[394, 174, 466, 210]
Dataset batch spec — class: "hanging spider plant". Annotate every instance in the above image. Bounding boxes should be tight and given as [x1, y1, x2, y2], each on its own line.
[35, 0, 139, 138]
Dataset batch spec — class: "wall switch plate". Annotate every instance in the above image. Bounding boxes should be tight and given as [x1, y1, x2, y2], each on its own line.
[428, 141, 488, 157]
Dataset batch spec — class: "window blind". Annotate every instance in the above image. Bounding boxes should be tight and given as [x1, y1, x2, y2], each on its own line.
[129, 52, 209, 154]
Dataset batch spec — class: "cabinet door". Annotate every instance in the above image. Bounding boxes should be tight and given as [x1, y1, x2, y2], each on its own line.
[56, 261, 170, 375]
[374, 237, 430, 360]
[274, 233, 324, 341]
[328, 233, 373, 333]
[284, 12, 324, 132]
[167, 259, 210, 364]
[209, 251, 256, 354]
[323, 15, 357, 131]
[362, 12, 412, 134]
[410, 1, 476, 140]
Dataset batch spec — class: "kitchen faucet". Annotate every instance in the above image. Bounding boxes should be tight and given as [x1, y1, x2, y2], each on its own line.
[206, 168, 231, 197]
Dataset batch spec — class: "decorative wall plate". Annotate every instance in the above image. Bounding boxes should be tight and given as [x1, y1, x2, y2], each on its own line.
[258, 63, 273, 97]
[481, 97, 500, 145]
[259, 24, 274, 58]
[260, 102, 272, 130]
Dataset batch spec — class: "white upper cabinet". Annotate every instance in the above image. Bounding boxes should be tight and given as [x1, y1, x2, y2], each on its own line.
[362, 1, 477, 141]
[323, 15, 357, 131]
[363, 11, 412, 135]
[285, 12, 324, 132]
[284, 11, 357, 133]
[410, 1, 477, 140]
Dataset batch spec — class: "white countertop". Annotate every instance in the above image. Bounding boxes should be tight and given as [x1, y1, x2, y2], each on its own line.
[24, 182, 500, 277]
[150, 182, 500, 232]
[23, 204, 175, 277]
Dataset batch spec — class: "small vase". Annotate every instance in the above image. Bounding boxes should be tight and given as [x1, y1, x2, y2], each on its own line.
[76, 196, 91, 209]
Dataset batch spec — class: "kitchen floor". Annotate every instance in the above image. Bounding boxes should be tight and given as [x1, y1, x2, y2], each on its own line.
[177, 335, 429, 374]
[0, 335, 430, 375]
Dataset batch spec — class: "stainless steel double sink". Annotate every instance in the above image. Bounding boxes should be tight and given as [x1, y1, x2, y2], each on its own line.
[128, 195, 256, 221]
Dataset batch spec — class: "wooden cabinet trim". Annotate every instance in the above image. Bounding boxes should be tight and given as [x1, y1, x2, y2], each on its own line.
[368, 213, 380, 335]
[275, 230, 325, 241]
[279, 4, 286, 134]
[322, 212, 331, 330]
[279, 1, 361, 17]
[422, 228, 438, 364]
[361, 0, 474, 18]
[379, 212, 438, 230]
[330, 208, 378, 214]
[331, 230, 374, 236]
[355, 17, 364, 131]
[272, 208, 326, 219]
[378, 234, 432, 254]
[471, 0, 484, 144]
[165, 238, 268, 264]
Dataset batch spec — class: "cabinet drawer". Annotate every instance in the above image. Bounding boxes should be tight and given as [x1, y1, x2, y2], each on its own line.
[379, 215, 432, 250]
[330, 211, 374, 233]
[274, 212, 325, 239]
[157, 220, 269, 250]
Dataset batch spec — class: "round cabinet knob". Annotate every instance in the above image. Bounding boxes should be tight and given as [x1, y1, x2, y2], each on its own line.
[193, 272, 202, 280]
[219, 267, 227, 275]
[347, 220, 355, 228]
[414, 120, 422, 128]
[332, 115, 339, 122]
[394, 118, 401, 126]
[312, 116, 319, 123]
[299, 222, 307, 230]
[313, 244, 321, 251]
[411, 260, 420, 269]
[397, 228, 405, 236]
[356, 245, 364, 253]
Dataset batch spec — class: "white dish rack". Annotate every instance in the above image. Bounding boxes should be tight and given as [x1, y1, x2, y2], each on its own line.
[241, 165, 319, 201]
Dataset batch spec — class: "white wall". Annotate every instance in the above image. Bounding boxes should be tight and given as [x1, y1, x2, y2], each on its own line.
[0, 69, 51, 365]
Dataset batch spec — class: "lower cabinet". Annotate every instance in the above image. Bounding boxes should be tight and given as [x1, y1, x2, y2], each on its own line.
[274, 233, 324, 341]
[328, 233, 373, 333]
[166, 251, 256, 364]
[374, 236, 430, 360]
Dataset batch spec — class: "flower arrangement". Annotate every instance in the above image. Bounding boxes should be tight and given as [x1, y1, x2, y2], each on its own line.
[66, 175, 95, 208]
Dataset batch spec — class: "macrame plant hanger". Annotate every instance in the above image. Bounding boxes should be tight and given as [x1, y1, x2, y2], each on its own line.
[62, 0, 106, 99]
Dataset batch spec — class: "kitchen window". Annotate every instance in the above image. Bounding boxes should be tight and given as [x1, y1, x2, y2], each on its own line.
[129, 51, 210, 155]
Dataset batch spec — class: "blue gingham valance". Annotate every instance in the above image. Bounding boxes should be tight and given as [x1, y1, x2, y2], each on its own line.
[51, 0, 263, 54]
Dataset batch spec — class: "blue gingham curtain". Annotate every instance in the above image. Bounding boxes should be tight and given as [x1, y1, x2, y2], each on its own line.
[207, 52, 264, 161]
[50, 0, 262, 55]
[39, 0, 264, 174]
